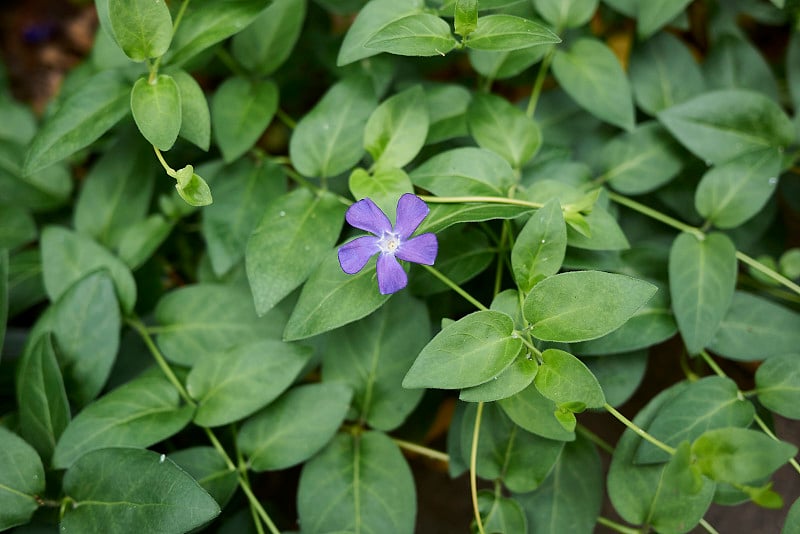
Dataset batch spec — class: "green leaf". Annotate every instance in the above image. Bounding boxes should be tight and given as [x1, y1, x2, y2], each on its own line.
[171, 69, 211, 151]
[117, 214, 173, 269]
[532, 0, 598, 29]
[425, 83, 471, 143]
[211, 77, 278, 162]
[692, 428, 797, 485]
[459, 353, 538, 402]
[15, 333, 70, 464]
[465, 14, 561, 52]
[403, 310, 522, 389]
[61, 448, 220, 533]
[165, 0, 272, 67]
[107, 0, 172, 61]
[498, 384, 576, 441]
[169, 447, 238, 508]
[239, 383, 353, 471]
[290, 76, 377, 178]
[780, 248, 800, 279]
[187, 340, 312, 427]
[50, 272, 121, 406]
[534, 349, 605, 409]
[784, 498, 800, 534]
[515, 434, 602, 534]
[468, 93, 541, 169]
[24, 71, 130, 174]
[0, 94, 36, 144]
[635, 376, 754, 464]
[601, 122, 684, 195]
[73, 134, 155, 247]
[0, 427, 45, 531]
[668, 232, 737, 354]
[53, 374, 192, 468]
[410, 147, 516, 197]
[415, 202, 531, 235]
[638, 0, 692, 38]
[282, 252, 390, 341]
[337, 0, 424, 66]
[410, 226, 493, 295]
[130, 74, 182, 151]
[755, 353, 800, 419]
[608, 382, 716, 533]
[155, 283, 287, 366]
[704, 34, 779, 103]
[524, 270, 657, 342]
[7, 249, 45, 317]
[709, 291, 800, 361]
[0, 140, 72, 211]
[0, 205, 36, 250]
[205, 158, 285, 277]
[325, 293, 427, 430]
[364, 13, 457, 57]
[552, 38, 635, 131]
[583, 351, 648, 407]
[469, 46, 547, 81]
[364, 85, 429, 169]
[231, 0, 307, 76]
[349, 167, 413, 222]
[41, 226, 136, 314]
[658, 89, 794, 165]
[566, 204, 630, 251]
[454, 0, 478, 37]
[695, 148, 781, 229]
[297, 431, 416, 534]
[174, 165, 213, 207]
[477, 491, 527, 534]
[0, 250, 6, 351]
[461, 402, 563, 493]
[511, 198, 566, 293]
[630, 32, 704, 115]
[246, 189, 345, 315]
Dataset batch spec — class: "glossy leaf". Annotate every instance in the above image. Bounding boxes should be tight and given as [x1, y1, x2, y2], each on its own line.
[16, 333, 70, 463]
[337, 0, 424, 66]
[410, 147, 516, 197]
[511, 199, 566, 292]
[410, 226, 492, 294]
[155, 283, 287, 366]
[205, 158, 285, 277]
[534, 349, 605, 409]
[187, 339, 313, 427]
[0, 205, 36, 250]
[174, 165, 213, 207]
[239, 383, 353, 471]
[695, 148, 781, 229]
[364, 85, 429, 169]
[532, 0, 598, 29]
[454, 0, 478, 37]
[465, 14, 561, 51]
[325, 294, 428, 430]
[515, 434, 602, 534]
[468, 93, 541, 169]
[477, 491, 527, 534]
[52, 374, 193, 469]
[117, 214, 173, 269]
[107, 0, 172, 61]
[0, 140, 72, 211]
[61, 448, 220, 533]
[290, 76, 377, 178]
[469, 46, 546, 81]
[635, 376, 754, 464]
[41, 226, 136, 314]
[231, 0, 307, 76]
[169, 447, 238, 508]
[415, 202, 532, 235]
[283, 252, 390, 341]
[364, 13, 457, 57]
[668, 232, 737, 355]
[755, 354, 800, 419]
[566, 204, 630, 251]
[658, 89, 794, 165]
[0, 427, 45, 531]
[246, 189, 344, 315]
[130, 74, 182, 151]
[784, 498, 800, 534]
[499, 384, 576, 441]
[24, 71, 129, 174]
[425, 83, 471, 142]
[171, 69, 211, 150]
[403, 310, 522, 389]
[459, 353, 538, 402]
[211, 77, 278, 162]
[552, 38, 635, 131]
[297, 431, 416, 534]
[524, 271, 657, 342]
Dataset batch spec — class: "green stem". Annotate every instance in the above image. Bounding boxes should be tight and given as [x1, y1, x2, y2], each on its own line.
[699, 518, 721, 534]
[516, 334, 542, 359]
[470, 402, 486, 534]
[215, 47, 248, 78]
[276, 108, 297, 129]
[421, 264, 488, 311]
[736, 251, 800, 296]
[753, 415, 800, 475]
[494, 222, 509, 296]
[576, 424, 614, 455]
[150, 0, 191, 78]
[153, 146, 178, 178]
[126, 317, 194, 405]
[698, 350, 726, 379]
[418, 195, 543, 210]
[393, 438, 449, 463]
[604, 403, 676, 456]
[596, 516, 642, 534]
[526, 48, 555, 118]
[238, 475, 280, 534]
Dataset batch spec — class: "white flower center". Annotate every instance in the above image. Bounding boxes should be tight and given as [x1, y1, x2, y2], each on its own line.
[377, 231, 401, 255]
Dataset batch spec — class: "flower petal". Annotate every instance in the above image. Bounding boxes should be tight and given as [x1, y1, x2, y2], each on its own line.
[345, 197, 392, 235]
[338, 236, 379, 274]
[396, 233, 438, 265]
[376, 253, 408, 294]
[394, 193, 429, 239]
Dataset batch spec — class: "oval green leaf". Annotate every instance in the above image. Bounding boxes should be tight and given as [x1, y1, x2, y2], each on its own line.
[0, 427, 45, 530]
[130, 74, 182, 151]
[211, 77, 278, 162]
[108, 0, 173, 61]
[465, 14, 561, 51]
[364, 13, 457, 57]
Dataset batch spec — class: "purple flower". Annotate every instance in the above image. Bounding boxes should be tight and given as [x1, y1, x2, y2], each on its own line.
[338, 193, 438, 294]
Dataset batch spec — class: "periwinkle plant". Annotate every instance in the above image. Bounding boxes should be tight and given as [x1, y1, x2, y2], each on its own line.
[2, 0, 800, 533]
